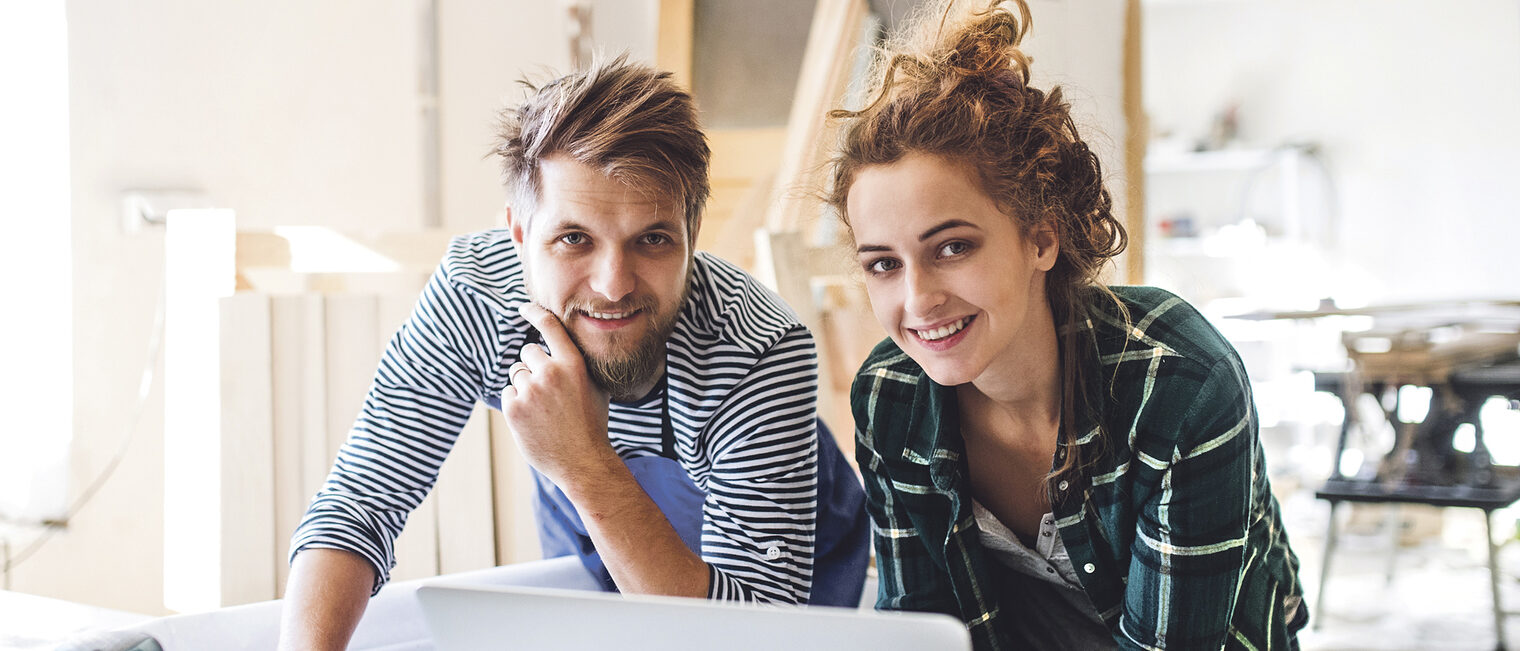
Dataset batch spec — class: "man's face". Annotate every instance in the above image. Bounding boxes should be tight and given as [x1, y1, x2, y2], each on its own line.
[508, 156, 694, 401]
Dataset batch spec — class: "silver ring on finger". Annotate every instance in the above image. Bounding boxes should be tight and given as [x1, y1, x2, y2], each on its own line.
[509, 361, 531, 385]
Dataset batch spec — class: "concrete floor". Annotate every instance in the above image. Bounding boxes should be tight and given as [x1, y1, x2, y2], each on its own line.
[1280, 490, 1518, 651]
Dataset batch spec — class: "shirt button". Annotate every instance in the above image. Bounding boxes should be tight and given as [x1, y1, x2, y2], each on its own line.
[1042, 531, 1051, 537]
[1083, 563, 1096, 574]
[1057, 480, 1069, 491]
[765, 546, 782, 560]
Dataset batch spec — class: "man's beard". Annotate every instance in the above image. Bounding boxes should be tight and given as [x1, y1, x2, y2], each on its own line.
[561, 282, 689, 402]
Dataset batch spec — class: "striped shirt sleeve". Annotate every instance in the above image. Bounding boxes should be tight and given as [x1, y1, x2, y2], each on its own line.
[288, 262, 495, 594]
[700, 325, 820, 605]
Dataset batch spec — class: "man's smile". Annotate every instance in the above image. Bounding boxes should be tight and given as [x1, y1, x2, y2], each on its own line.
[578, 308, 643, 330]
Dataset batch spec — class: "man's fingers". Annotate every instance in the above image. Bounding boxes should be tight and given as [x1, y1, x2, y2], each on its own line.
[508, 360, 532, 385]
[518, 343, 550, 371]
[519, 302, 582, 364]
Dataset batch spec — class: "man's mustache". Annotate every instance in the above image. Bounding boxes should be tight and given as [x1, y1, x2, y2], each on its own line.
[562, 297, 656, 315]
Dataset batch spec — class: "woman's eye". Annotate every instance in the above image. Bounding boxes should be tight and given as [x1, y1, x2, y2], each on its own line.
[865, 258, 901, 274]
[938, 240, 971, 258]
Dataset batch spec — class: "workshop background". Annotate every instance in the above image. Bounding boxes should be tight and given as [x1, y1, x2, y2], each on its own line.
[2, 1, 1518, 649]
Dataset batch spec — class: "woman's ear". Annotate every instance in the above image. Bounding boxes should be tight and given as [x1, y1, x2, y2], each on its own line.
[1031, 221, 1059, 272]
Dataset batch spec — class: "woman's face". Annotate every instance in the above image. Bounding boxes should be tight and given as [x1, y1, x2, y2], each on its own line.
[848, 152, 1058, 386]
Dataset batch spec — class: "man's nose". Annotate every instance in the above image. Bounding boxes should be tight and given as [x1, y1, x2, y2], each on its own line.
[589, 249, 635, 302]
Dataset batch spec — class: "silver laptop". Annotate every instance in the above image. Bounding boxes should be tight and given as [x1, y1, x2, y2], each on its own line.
[416, 583, 970, 651]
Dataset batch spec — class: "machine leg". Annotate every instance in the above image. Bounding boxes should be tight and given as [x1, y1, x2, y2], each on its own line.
[1488, 510, 1507, 651]
[1315, 500, 1341, 630]
[1385, 504, 1402, 586]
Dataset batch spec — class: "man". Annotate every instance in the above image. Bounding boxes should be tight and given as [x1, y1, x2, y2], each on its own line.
[277, 56, 868, 650]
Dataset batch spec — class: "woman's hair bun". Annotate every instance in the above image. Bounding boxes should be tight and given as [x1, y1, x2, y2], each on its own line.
[880, 0, 1035, 94]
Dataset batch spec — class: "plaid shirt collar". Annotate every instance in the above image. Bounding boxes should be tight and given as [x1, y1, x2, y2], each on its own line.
[896, 317, 1107, 510]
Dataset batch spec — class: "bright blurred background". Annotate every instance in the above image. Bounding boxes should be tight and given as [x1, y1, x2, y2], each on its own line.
[1, 1, 1517, 648]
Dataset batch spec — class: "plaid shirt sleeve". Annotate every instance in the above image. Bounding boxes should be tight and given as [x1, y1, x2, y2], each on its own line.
[856, 432, 960, 616]
[849, 354, 963, 620]
[1117, 354, 1258, 650]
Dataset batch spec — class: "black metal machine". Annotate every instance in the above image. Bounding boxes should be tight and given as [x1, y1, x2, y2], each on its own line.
[1233, 300, 1520, 650]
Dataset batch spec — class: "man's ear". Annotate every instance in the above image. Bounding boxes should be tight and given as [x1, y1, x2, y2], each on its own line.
[505, 204, 526, 246]
[1032, 221, 1059, 272]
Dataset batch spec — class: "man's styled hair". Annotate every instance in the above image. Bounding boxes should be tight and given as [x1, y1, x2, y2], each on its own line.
[491, 55, 711, 237]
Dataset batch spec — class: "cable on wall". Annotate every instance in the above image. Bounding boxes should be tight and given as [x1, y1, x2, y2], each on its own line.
[0, 272, 166, 580]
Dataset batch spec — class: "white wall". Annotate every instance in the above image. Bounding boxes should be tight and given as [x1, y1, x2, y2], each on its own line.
[1145, 0, 1520, 302]
[0, 3, 73, 525]
[1025, 0, 1130, 273]
[13, 0, 1126, 616]
[437, 0, 657, 233]
[14, 0, 587, 615]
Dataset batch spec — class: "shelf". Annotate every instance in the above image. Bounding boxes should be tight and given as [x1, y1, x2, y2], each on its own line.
[1145, 147, 1296, 174]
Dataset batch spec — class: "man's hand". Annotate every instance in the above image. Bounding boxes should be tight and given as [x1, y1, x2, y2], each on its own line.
[502, 303, 621, 486]
[503, 303, 708, 598]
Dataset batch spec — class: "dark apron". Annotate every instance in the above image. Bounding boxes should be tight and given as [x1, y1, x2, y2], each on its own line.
[498, 337, 868, 606]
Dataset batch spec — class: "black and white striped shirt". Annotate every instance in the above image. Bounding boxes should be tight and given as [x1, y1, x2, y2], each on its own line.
[290, 229, 820, 604]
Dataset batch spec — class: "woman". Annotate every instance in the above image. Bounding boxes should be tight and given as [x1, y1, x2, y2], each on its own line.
[828, 1, 1307, 649]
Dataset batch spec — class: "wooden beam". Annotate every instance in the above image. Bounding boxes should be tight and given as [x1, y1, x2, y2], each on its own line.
[269, 294, 328, 598]
[657, 0, 695, 90]
[218, 294, 277, 605]
[1122, 0, 1147, 285]
[490, 412, 541, 565]
[764, 0, 870, 234]
[433, 404, 498, 575]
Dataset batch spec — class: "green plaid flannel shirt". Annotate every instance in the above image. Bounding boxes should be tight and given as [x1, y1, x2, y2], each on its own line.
[852, 286, 1307, 650]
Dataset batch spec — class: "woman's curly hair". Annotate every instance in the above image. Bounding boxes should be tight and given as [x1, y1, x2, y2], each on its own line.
[827, 0, 1128, 488]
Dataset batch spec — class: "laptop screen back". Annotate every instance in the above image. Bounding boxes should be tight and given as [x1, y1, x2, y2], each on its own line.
[417, 584, 970, 651]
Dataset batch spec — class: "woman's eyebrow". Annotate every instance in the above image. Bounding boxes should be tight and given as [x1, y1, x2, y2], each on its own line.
[918, 219, 977, 242]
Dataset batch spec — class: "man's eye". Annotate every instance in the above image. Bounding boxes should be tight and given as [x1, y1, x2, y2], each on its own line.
[559, 233, 587, 245]
[640, 233, 671, 246]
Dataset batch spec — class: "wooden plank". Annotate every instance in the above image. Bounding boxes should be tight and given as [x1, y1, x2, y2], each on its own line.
[217, 293, 278, 605]
[434, 403, 499, 574]
[764, 0, 870, 233]
[296, 297, 330, 539]
[708, 127, 789, 182]
[375, 294, 439, 582]
[656, 0, 695, 90]
[703, 127, 788, 265]
[162, 209, 238, 613]
[489, 410, 541, 565]
[1123, 0, 1146, 284]
[269, 294, 327, 596]
[322, 295, 379, 466]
